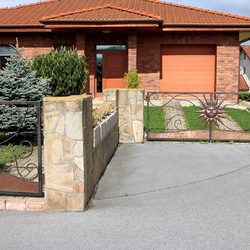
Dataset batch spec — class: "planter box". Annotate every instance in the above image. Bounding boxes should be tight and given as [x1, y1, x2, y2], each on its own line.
[93, 111, 118, 148]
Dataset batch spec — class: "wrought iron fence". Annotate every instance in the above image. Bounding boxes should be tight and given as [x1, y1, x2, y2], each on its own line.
[0, 101, 43, 196]
[146, 92, 250, 142]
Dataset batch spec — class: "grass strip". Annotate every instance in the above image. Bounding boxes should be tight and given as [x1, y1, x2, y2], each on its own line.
[224, 108, 250, 133]
[183, 106, 250, 132]
[0, 132, 33, 168]
[144, 106, 165, 132]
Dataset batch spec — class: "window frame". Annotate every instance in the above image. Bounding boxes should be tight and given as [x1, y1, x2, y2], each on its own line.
[0, 46, 14, 70]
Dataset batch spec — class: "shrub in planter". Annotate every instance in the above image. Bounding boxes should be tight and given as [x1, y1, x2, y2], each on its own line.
[124, 69, 140, 89]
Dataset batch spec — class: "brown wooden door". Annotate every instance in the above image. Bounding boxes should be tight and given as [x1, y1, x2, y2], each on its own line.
[103, 51, 127, 89]
[95, 50, 127, 97]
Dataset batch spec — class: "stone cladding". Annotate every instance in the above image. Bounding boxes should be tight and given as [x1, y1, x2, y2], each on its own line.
[43, 95, 118, 211]
[103, 89, 144, 143]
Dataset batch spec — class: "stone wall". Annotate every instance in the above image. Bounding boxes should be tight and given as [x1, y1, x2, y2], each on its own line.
[43, 95, 118, 211]
[103, 89, 144, 143]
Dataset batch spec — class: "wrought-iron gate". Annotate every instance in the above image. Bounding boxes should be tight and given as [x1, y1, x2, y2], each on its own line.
[0, 101, 43, 196]
[146, 92, 250, 142]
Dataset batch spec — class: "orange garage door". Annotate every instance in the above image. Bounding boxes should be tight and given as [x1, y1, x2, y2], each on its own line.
[160, 45, 216, 92]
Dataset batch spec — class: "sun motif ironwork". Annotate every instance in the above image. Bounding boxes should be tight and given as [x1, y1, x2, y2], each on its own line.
[196, 95, 227, 129]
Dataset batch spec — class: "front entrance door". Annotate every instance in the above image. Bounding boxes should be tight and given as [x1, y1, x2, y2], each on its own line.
[96, 48, 127, 97]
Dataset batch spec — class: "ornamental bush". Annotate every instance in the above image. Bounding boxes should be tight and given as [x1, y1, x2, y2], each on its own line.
[124, 69, 140, 89]
[30, 47, 89, 96]
[0, 40, 50, 134]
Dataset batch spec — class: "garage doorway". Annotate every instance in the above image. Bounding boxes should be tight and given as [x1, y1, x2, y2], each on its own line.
[160, 45, 216, 93]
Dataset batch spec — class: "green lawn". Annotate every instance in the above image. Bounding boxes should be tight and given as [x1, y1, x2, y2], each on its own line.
[224, 108, 250, 133]
[0, 132, 33, 168]
[144, 106, 165, 132]
[182, 106, 250, 132]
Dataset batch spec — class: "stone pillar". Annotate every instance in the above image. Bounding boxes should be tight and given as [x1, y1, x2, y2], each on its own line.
[103, 89, 119, 107]
[103, 89, 144, 143]
[43, 95, 92, 211]
[128, 30, 137, 71]
[76, 31, 85, 57]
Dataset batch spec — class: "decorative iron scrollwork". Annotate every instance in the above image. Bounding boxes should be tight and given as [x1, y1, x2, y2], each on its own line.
[0, 101, 42, 189]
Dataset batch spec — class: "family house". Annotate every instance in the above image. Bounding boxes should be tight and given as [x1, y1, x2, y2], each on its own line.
[1, 0, 250, 97]
[240, 45, 250, 91]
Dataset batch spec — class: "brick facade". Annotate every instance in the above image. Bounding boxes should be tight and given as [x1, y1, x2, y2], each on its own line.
[137, 32, 240, 95]
[0, 31, 240, 97]
[128, 30, 137, 71]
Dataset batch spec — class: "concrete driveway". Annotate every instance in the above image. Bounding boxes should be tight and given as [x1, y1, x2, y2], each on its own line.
[1, 143, 250, 249]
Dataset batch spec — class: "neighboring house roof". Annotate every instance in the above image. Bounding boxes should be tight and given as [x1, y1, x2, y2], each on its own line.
[0, 0, 250, 26]
[240, 75, 249, 91]
[241, 45, 250, 59]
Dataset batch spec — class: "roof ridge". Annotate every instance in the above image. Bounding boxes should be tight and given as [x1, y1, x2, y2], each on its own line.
[0, 0, 58, 10]
[42, 4, 162, 20]
[142, 0, 250, 21]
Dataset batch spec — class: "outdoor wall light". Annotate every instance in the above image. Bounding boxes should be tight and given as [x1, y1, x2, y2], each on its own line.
[102, 30, 111, 34]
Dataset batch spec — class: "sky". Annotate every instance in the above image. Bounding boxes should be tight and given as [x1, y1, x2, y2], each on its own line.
[0, 0, 250, 43]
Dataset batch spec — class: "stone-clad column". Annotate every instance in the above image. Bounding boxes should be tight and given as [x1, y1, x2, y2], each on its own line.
[43, 95, 92, 211]
[103, 89, 144, 143]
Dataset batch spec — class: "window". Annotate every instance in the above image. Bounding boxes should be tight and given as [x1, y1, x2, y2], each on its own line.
[96, 54, 103, 93]
[0, 47, 13, 69]
[55, 45, 72, 52]
[96, 45, 126, 50]
[244, 67, 246, 74]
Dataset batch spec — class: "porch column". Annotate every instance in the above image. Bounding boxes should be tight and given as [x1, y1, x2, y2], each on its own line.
[76, 31, 85, 57]
[128, 30, 137, 71]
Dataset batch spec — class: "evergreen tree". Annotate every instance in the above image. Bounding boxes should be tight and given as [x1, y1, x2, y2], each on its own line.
[0, 39, 50, 134]
[31, 47, 89, 96]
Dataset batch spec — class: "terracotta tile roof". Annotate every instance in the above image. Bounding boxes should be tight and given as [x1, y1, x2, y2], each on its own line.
[42, 5, 162, 21]
[0, 0, 250, 26]
[242, 45, 250, 59]
[240, 75, 249, 91]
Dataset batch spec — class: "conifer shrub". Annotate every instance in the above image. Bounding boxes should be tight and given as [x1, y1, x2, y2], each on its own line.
[0, 40, 50, 134]
[31, 47, 89, 96]
[124, 69, 140, 89]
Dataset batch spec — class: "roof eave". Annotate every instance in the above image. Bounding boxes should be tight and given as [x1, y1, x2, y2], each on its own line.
[162, 23, 250, 27]
[0, 24, 44, 27]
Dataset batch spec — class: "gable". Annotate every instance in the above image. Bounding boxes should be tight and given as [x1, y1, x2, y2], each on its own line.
[41, 5, 162, 22]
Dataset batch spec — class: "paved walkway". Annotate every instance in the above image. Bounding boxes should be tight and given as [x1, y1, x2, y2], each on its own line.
[1, 143, 250, 249]
[164, 100, 187, 131]
[2, 148, 42, 181]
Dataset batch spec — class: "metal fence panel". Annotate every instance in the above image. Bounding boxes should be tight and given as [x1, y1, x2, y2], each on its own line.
[0, 101, 43, 196]
[146, 92, 250, 142]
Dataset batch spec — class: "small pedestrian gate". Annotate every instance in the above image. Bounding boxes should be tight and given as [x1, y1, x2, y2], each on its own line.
[146, 92, 250, 142]
[0, 101, 43, 196]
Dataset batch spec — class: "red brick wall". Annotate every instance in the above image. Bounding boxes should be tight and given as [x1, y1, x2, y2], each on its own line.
[128, 30, 137, 71]
[0, 31, 240, 98]
[137, 32, 240, 96]
[76, 31, 85, 57]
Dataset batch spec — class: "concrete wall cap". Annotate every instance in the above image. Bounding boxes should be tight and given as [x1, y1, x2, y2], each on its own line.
[104, 88, 144, 91]
[43, 95, 92, 102]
